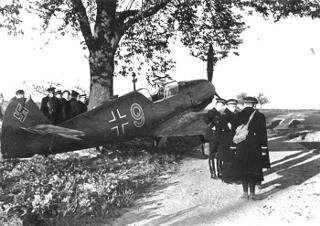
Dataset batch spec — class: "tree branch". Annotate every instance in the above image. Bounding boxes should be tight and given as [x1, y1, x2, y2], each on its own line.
[122, 0, 172, 32]
[71, 0, 94, 49]
[94, 0, 117, 43]
[118, 9, 137, 25]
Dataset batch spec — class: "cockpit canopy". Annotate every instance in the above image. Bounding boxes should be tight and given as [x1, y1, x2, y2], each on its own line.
[137, 79, 179, 102]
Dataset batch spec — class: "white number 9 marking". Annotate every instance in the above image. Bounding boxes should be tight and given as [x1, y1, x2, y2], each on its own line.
[131, 103, 145, 127]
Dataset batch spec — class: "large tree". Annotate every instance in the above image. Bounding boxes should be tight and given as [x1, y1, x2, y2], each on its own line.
[2, 0, 271, 109]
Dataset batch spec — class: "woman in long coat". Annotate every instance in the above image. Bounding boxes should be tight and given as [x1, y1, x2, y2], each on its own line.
[230, 96, 269, 201]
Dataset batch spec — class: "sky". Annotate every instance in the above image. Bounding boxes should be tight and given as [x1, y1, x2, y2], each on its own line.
[1, 10, 320, 109]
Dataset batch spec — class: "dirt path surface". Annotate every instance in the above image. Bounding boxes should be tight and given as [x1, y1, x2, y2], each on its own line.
[111, 138, 320, 226]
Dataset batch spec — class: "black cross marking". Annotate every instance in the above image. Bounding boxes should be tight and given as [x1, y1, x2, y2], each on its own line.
[109, 109, 129, 136]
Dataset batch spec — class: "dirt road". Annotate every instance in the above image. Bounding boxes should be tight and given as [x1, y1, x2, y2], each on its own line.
[111, 137, 320, 226]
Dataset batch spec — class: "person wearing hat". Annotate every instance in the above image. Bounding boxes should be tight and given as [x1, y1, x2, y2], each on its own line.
[15, 89, 25, 99]
[204, 97, 226, 179]
[69, 90, 80, 118]
[51, 90, 63, 125]
[216, 99, 239, 184]
[55, 90, 62, 99]
[40, 87, 59, 124]
[230, 96, 269, 201]
[61, 90, 72, 122]
[78, 94, 88, 114]
[9, 89, 25, 103]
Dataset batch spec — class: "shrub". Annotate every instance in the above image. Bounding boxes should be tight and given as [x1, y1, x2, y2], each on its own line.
[0, 137, 200, 225]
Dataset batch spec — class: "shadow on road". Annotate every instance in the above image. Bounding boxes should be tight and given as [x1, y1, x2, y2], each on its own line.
[112, 133, 320, 226]
[260, 152, 320, 200]
[264, 151, 316, 177]
[144, 152, 320, 226]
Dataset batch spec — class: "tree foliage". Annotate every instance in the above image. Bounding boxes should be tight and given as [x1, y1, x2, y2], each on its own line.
[255, 0, 320, 22]
[2, 0, 275, 109]
[0, 0, 22, 35]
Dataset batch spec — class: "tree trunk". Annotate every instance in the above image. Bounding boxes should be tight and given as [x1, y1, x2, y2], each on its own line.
[88, 48, 115, 110]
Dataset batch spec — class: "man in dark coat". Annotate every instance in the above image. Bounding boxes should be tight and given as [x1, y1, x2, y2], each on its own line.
[78, 94, 88, 114]
[69, 90, 80, 118]
[216, 99, 238, 183]
[40, 87, 56, 123]
[61, 90, 72, 122]
[204, 98, 226, 179]
[9, 89, 25, 103]
[230, 96, 269, 201]
[52, 90, 63, 125]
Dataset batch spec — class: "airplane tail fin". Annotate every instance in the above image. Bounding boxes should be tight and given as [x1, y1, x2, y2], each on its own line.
[1, 97, 50, 158]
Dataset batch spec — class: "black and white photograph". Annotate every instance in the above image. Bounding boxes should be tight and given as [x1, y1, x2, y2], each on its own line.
[1, 1, 320, 225]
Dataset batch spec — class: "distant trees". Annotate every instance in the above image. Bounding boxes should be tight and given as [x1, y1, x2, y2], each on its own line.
[256, 93, 270, 109]
[236, 92, 270, 109]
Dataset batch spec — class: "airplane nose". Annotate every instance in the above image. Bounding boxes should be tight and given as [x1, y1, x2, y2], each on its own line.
[195, 80, 216, 104]
[180, 79, 216, 107]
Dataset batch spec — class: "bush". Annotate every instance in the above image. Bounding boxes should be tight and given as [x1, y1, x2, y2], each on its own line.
[0, 136, 200, 225]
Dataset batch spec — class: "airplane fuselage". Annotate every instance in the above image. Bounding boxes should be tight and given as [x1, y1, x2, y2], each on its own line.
[48, 80, 214, 152]
[1, 79, 215, 158]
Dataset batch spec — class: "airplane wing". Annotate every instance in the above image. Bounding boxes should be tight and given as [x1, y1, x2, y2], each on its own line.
[152, 111, 209, 137]
[21, 124, 85, 140]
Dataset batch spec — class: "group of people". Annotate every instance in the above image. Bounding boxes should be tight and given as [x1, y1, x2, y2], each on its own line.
[204, 96, 270, 201]
[40, 87, 88, 125]
[6, 88, 88, 125]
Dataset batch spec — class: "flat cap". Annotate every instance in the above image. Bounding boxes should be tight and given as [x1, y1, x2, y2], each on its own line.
[243, 96, 258, 104]
[227, 99, 238, 105]
[47, 87, 56, 92]
[71, 90, 80, 97]
[216, 98, 227, 104]
[15, 89, 25, 95]
[55, 90, 62, 95]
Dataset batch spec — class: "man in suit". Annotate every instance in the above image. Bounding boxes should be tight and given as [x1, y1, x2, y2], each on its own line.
[204, 98, 226, 179]
[230, 96, 269, 201]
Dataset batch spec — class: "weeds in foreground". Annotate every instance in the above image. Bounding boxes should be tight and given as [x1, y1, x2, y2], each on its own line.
[0, 137, 200, 226]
